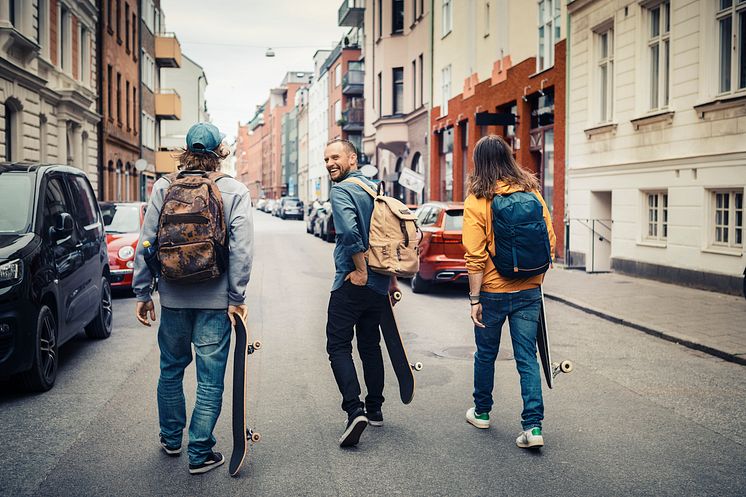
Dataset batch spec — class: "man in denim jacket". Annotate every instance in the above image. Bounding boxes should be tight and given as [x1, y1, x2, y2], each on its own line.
[323, 139, 398, 447]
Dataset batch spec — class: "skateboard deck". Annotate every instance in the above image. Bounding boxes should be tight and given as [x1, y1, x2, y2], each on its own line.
[379, 291, 422, 404]
[229, 313, 261, 477]
[536, 286, 573, 389]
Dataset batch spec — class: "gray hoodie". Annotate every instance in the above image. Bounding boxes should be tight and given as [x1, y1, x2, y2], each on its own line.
[132, 174, 254, 309]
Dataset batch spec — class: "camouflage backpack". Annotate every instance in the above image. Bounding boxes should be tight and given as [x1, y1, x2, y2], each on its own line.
[156, 170, 228, 284]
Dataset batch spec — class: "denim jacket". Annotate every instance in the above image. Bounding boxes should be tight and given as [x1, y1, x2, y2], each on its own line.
[330, 170, 390, 295]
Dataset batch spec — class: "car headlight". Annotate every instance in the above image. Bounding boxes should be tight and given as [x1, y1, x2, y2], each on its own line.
[118, 246, 135, 260]
[0, 259, 23, 284]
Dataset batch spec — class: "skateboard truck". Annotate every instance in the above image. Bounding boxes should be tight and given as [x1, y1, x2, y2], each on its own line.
[246, 428, 261, 443]
[410, 362, 423, 371]
[248, 340, 262, 355]
[550, 360, 573, 379]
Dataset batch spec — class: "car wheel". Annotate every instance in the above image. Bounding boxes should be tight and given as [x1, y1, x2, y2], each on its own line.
[85, 277, 113, 339]
[411, 272, 431, 294]
[17, 305, 58, 392]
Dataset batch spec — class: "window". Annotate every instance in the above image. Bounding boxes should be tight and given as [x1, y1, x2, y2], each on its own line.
[9, 0, 16, 26]
[392, 67, 404, 114]
[38, 0, 49, 58]
[125, 2, 130, 51]
[442, 0, 453, 36]
[59, 5, 69, 71]
[441, 65, 451, 115]
[596, 26, 614, 123]
[412, 59, 417, 109]
[107, 65, 113, 118]
[542, 129, 555, 215]
[717, 0, 746, 94]
[39, 115, 47, 162]
[43, 178, 72, 236]
[108, 0, 113, 31]
[117, 73, 122, 125]
[80, 26, 90, 85]
[132, 12, 137, 58]
[133, 87, 137, 134]
[334, 100, 341, 123]
[141, 52, 155, 90]
[644, 191, 668, 241]
[441, 128, 454, 201]
[126, 81, 130, 130]
[69, 176, 98, 227]
[537, 0, 561, 71]
[142, 112, 156, 149]
[712, 189, 743, 248]
[378, 0, 383, 38]
[3, 101, 21, 162]
[335, 64, 342, 87]
[647, 1, 671, 110]
[116, 0, 121, 42]
[392, 0, 404, 33]
[419, 54, 424, 108]
[377, 72, 382, 112]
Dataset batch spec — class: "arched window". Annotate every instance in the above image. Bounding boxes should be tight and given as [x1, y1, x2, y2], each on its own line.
[116, 159, 123, 201]
[125, 162, 131, 200]
[81, 131, 88, 172]
[39, 114, 48, 163]
[4, 98, 23, 162]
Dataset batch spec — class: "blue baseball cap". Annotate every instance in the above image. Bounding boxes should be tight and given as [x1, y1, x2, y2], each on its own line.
[186, 122, 225, 156]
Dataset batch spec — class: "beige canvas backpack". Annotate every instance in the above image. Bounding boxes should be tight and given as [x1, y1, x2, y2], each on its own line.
[343, 177, 420, 278]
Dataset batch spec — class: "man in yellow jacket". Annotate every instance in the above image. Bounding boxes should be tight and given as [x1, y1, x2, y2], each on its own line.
[462, 135, 556, 449]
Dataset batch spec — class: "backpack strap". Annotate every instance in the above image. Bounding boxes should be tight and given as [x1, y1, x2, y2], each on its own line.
[342, 177, 379, 198]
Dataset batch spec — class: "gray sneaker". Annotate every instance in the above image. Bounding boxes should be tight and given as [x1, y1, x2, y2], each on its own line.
[188, 451, 225, 474]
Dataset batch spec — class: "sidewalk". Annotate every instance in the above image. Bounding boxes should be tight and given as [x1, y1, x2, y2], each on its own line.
[543, 268, 746, 365]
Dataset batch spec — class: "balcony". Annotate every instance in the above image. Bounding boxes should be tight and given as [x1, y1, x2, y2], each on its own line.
[155, 89, 181, 120]
[155, 33, 181, 68]
[155, 151, 179, 174]
[338, 0, 364, 27]
[342, 70, 364, 95]
[340, 107, 364, 132]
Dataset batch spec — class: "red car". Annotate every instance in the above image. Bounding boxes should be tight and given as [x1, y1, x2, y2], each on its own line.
[99, 202, 147, 290]
[411, 202, 466, 293]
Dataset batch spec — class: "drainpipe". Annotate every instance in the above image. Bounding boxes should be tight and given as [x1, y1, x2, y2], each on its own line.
[138, 5, 143, 200]
[564, 6, 571, 264]
[428, 0, 434, 204]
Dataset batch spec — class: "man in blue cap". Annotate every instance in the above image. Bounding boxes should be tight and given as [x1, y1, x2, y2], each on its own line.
[133, 122, 255, 474]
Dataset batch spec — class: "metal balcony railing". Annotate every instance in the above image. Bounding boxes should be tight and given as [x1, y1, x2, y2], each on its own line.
[338, 0, 365, 27]
[342, 70, 364, 95]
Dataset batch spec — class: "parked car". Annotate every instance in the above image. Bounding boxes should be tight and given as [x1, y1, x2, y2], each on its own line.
[278, 197, 304, 220]
[306, 202, 325, 233]
[272, 199, 283, 217]
[264, 199, 277, 214]
[313, 202, 332, 238]
[317, 207, 336, 242]
[255, 198, 267, 211]
[0, 163, 111, 392]
[410, 202, 467, 293]
[99, 202, 146, 291]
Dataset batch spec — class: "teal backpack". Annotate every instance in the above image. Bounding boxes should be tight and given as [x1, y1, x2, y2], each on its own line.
[490, 192, 552, 278]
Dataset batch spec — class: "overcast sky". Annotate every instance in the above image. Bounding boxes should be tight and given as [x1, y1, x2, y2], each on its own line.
[160, 0, 347, 141]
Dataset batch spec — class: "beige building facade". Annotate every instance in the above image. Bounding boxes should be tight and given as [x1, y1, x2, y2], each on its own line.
[1, 0, 99, 190]
[362, 0, 431, 203]
[566, 0, 746, 294]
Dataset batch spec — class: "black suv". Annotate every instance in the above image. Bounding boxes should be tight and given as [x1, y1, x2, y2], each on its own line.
[0, 164, 111, 392]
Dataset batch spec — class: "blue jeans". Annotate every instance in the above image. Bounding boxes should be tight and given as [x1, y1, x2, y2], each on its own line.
[157, 307, 231, 465]
[473, 287, 544, 430]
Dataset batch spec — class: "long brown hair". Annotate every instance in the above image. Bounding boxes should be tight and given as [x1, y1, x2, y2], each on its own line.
[467, 135, 539, 198]
[177, 145, 229, 172]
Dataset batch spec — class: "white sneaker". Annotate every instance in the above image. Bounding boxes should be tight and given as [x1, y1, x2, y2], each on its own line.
[465, 407, 490, 429]
[516, 427, 544, 448]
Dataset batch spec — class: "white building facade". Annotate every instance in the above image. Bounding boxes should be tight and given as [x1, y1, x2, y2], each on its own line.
[0, 0, 99, 189]
[307, 49, 331, 202]
[160, 54, 208, 149]
[566, 0, 745, 294]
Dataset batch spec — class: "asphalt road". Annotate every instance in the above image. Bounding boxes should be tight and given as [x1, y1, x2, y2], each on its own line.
[1, 211, 744, 497]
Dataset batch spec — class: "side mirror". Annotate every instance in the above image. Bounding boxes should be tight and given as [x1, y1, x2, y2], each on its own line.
[50, 212, 74, 241]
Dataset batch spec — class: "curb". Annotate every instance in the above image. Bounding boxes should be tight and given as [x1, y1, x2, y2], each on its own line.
[543, 292, 746, 367]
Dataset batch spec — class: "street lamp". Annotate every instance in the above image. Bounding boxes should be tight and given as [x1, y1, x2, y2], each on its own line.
[265, 48, 275, 57]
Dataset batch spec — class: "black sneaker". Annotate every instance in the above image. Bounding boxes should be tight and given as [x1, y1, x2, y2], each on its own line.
[366, 410, 383, 427]
[159, 435, 181, 456]
[188, 451, 225, 475]
[339, 409, 368, 447]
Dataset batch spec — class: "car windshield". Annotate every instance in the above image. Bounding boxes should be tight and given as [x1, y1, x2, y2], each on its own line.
[444, 209, 464, 231]
[101, 204, 141, 234]
[285, 200, 301, 207]
[0, 173, 33, 233]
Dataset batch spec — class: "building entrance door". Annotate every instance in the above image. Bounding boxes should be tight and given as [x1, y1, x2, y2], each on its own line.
[588, 191, 612, 272]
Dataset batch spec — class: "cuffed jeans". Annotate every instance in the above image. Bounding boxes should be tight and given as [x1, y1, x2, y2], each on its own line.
[473, 287, 544, 430]
[157, 307, 231, 465]
[326, 281, 387, 416]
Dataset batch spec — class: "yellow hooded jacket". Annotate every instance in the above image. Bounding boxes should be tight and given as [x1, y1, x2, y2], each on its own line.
[463, 181, 556, 293]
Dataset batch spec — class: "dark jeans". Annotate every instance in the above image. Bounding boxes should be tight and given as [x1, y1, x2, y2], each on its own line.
[473, 287, 544, 430]
[326, 281, 387, 416]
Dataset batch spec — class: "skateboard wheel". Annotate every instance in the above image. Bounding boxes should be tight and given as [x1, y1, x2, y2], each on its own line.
[251, 432, 261, 443]
[392, 291, 402, 302]
[411, 362, 423, 371]
[560, 360, 573, 373]
[253, 340, 262, 350]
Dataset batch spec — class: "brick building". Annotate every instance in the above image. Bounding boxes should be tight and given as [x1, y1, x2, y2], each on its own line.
[98, 0, 140, 201]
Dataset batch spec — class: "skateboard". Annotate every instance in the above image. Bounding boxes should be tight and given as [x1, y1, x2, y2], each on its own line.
[379, 291, 423, 404]
[229, 312, 262, 477]
[536, 286, 573, 389]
